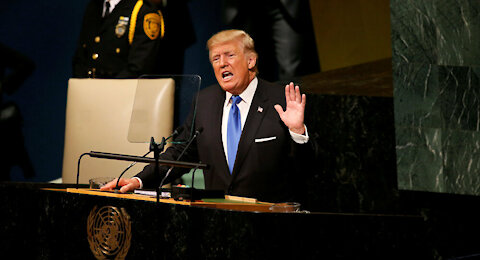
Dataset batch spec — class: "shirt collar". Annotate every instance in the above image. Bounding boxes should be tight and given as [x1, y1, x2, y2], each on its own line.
[105, 0, 121, 10]
[224, 77, 258, 107]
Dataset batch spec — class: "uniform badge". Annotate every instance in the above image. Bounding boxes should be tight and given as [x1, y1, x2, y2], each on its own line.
[143, 13, 161, 40]
[115, 16, 130, 38]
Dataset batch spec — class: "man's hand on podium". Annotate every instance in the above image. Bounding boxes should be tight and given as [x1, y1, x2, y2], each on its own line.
[100, 178, 140, 193]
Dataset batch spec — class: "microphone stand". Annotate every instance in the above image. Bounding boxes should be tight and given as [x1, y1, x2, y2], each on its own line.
[190, 165, 200, 201]
[75, 129, 208, 201]
[76, 151, 207, 190]
[114, 150, 150, 191]
[113, 135, 169, 191]
[157, 128, 203, 202]
[153, 137, 164, 202]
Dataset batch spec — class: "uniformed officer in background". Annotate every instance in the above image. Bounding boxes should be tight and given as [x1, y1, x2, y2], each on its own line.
[0, 43, 36, 181]
[73, 0, 164, 78]
[150, 0, 196, 75]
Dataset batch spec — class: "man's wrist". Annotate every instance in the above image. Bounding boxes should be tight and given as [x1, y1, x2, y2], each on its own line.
[289, 125, 309, 144]
[132, 177, 143, 189]
[289, 125, 305, 135]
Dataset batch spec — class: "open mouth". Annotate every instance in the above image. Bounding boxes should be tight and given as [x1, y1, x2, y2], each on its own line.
[222, 71, 233, 80]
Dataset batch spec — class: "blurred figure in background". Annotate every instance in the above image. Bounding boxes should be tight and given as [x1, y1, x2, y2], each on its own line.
[150, 0, 196, 75]
[0, 43, 35, 181]
[221, 0, 320, 82]
[73, 0, 164, 78]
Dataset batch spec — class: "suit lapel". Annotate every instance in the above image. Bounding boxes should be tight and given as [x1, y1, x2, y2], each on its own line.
[211, 88, 231, 179]
[231, 80, 268, 176]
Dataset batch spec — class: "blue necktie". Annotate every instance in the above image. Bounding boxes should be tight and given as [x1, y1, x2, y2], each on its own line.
[227, 95, 242, 174]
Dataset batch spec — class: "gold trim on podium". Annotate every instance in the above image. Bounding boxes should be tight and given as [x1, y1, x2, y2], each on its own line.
[65, 188, 273, 212]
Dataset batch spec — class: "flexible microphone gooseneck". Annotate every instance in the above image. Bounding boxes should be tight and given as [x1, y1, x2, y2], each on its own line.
[114, 128, 182, 190]
[157, 127, 203, 201]
[76, 152, 91, 189]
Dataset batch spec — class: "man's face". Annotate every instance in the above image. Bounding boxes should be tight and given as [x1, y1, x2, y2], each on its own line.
[209, 40, 256, 95]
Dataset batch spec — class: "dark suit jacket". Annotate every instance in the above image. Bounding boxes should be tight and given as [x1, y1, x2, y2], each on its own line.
[72, 0, 161, 78]
[136, 79, 310, 202]
[221, 0, 310, 26]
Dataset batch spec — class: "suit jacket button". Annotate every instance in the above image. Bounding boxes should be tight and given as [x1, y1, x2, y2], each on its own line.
[94, 36, 101, 43]
[116, 48, 121, 54]
[92, 53, 99, 60]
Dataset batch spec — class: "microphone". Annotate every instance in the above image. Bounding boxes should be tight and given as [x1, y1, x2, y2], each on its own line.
[157, 127, 203, 200]
[113, 127, 182, 191]
[150, 128, 182, 155]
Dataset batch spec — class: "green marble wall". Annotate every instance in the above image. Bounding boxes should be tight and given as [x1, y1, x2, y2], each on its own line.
[391, 0, 480, 194]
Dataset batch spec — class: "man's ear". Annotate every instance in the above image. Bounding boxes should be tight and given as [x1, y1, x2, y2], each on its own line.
[247, 55, 257, 70]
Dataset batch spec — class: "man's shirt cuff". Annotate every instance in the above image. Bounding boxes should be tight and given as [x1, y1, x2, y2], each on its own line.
[132, 177, 143, 189]
[289, 124, 309, 144]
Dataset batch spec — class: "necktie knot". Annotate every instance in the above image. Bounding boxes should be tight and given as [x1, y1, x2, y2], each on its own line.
[231, 95, 242, 105]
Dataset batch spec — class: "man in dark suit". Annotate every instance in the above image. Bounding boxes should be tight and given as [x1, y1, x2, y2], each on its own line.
[102, 30, 310, 202]
[221, 0, 320, 82]
[72, 0, 163, 78]
[150, 0, 196, 75]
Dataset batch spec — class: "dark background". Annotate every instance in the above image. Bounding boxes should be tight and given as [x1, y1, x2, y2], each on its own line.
[0, 0, 223, 182]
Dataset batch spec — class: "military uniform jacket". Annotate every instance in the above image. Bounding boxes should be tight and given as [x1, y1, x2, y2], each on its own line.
[73, 0, 162, 78]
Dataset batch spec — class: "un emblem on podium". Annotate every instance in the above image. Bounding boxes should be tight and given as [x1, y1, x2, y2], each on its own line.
[87, 206, 132, 260]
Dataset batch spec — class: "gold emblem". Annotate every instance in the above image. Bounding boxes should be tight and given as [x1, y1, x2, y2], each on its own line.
[143, 13, 161, 40]
[115, 16, 130, 38]
[87, 206, 132, 260]
[95, 36, 101, 43]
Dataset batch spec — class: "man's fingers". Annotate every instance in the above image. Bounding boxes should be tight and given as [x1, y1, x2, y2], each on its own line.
[289, 82, 295, 101]
[100, 178, 118, 190]
[274, 104, 284, 117]
[285, 83, 294, 102]
[120, 183, 133, 193]
[119, 178, 140, 193]
[100, 178, 132, 191]
[295, 85, 302, 103]
[286, 83, 303, 104]
[284, 84, 290, 102]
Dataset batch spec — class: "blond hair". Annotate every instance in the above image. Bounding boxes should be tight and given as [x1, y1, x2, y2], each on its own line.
[207, 29, 258, 74]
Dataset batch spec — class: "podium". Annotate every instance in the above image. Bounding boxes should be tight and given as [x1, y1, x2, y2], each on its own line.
[0, 182, 430, 259]
[66, 188, 274, 212]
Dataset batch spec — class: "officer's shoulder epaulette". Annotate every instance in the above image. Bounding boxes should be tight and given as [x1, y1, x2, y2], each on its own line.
[128, 0, 164, 44]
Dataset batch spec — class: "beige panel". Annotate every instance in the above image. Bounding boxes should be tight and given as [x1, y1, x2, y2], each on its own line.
[62, 78, 174, 184]
[310, 0, 392, 71]
[128, 78, 175, 142]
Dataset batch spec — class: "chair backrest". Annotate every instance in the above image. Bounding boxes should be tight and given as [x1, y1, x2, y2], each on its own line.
[62, 78, 174, 184]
